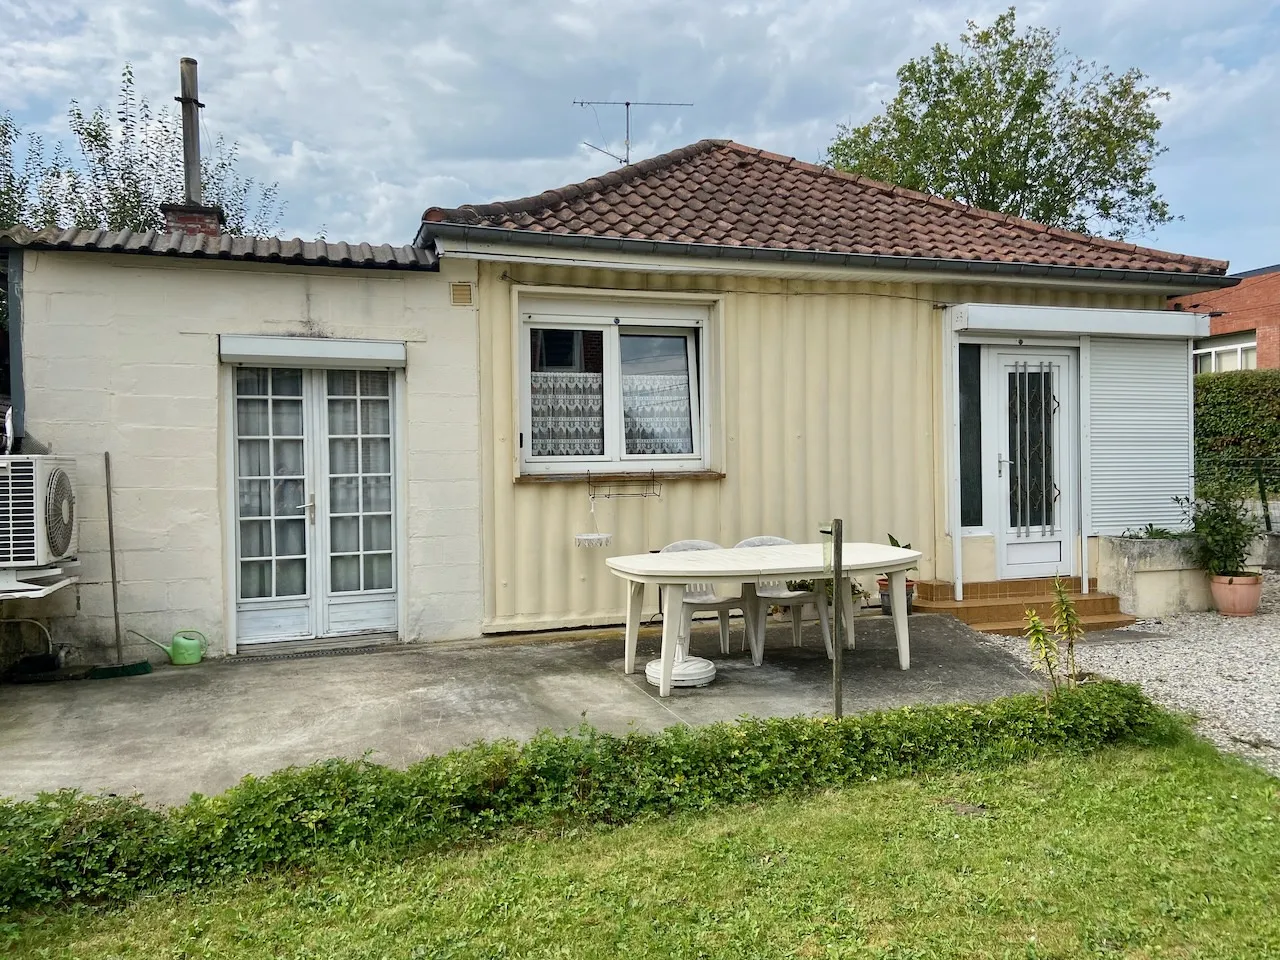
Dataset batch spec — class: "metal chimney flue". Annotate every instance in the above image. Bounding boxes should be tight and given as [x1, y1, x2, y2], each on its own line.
[161, 56, 225, 237]
[177, 57, 202, 205]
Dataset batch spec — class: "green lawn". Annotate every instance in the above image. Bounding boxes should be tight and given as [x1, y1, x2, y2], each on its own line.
[6, 739, 1277, 959]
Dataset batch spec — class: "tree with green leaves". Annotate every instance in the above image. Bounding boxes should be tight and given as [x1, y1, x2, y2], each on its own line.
[826, 8, 1173, 240]
[1, 64, 283, 236]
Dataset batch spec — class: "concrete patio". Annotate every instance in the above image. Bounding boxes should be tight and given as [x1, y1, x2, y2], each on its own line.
[0, 615, 1037, 807]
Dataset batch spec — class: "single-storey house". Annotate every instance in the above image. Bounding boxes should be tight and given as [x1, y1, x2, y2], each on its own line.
[1, 139, 1236, 660]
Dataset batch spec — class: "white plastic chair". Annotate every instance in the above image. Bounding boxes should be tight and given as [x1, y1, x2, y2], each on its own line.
[659, 540, 750, 658]
[734, 536, 832, 663]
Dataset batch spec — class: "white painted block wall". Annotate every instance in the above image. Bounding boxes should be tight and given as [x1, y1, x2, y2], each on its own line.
[9, 251, 483, 662]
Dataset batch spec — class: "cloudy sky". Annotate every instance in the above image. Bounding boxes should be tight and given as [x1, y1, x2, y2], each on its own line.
[2, 0, 1277, 271]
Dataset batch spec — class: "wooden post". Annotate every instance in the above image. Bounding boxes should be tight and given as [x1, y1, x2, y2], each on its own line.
[831, 519, 843, 718]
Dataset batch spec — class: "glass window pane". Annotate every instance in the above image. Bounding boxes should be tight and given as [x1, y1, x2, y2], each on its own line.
[275, 519, 306, 557]
[362, 437, 391, 473]
[240, 560, 272, 599]
[362, 476, 392, 513]
[1195, 352, 1214, 374]
[272, 368, 303, 396]
[330, 438, 360, 475]
[239, 519, 271, 558]
[958, 344, 983, 527]
[235, 368, 269, 396]
[275, 559, 307, 597]
[621, 334, 694, 455]
[1242, 347, 1257, 370]
[237, 399, 270, 437]
[359, 371, 390, 397]
[238, 479, 271, 518]
[331, 516, 360, 553]
[272, 398, 303, 436]
[364, 553, 393, 590]
[1218, 350, 1239, 372]
[273, 478, 305, 516]
[363, 514, 393, 552]
[1007, 369, 1054, 529]
[329, 399, 358, 435]
[529, 328, 604, 457]
[330, 476, 360, 514]
[328, 370, 358, 397]
[360, 399, 391, 436]
[331, 555, 361, 592]
[273, 439, 304, 477]
[238, 439, 270, 477]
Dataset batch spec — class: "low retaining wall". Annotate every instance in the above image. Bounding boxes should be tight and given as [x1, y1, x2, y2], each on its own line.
[1098, 536, 1266, 618]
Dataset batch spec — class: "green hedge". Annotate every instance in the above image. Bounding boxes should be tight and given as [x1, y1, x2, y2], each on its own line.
[1196, 370, 1280, 486]
[0, 682, 1180, 913]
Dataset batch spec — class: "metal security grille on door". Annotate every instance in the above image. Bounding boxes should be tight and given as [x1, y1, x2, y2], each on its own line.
[1007, 362, 1058, 536]
[234, 367, 397, 644]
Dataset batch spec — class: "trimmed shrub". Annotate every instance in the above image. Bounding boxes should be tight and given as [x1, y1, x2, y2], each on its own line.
[1196, 370, 1280, 489]
[0, 682, 1181, 913]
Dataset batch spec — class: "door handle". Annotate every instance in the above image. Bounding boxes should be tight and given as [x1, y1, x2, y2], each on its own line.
[997, 453, 1010, 478]
[305, 492, 316, 524]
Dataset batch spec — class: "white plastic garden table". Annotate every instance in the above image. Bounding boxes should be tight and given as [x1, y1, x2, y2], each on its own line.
[607, 542, 922, 697]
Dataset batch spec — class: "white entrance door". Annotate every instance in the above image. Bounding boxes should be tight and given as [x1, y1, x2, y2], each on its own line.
[233, 367, 397, 644]
[991, 349, 1076, 579]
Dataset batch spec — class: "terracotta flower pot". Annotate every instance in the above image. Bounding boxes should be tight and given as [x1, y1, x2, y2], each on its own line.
[1208, 574, 1263, 617]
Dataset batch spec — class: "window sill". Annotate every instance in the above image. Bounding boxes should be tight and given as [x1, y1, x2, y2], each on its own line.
[515, 470, 726, 484]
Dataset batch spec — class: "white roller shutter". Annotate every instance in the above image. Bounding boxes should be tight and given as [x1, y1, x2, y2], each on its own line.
[1087, 337, 1193, 534]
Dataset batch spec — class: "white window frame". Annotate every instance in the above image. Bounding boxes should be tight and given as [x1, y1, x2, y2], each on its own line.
[1193, 341, 1257, 373]
[517, 301, 711, 476]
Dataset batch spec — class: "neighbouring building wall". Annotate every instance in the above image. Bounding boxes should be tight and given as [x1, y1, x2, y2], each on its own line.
[475, 260, 1160, 631]
[1172, 268, 1280, 368]
[9, 251, 483, 663]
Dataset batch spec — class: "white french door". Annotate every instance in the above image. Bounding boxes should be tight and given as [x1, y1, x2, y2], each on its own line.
[990, 349, 1077, 580]
[233, 367, 397, 644]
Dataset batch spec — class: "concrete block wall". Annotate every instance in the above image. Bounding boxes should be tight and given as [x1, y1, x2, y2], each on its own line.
[5, 251, 483, 663]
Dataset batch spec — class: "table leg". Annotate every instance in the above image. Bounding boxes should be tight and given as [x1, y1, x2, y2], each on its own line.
[841, 576, 858, 650]
[659, 583, 685, 697]
[888, 569, 910, 670]
[623, 580, 644, 675]
[741, 583, 758, 657]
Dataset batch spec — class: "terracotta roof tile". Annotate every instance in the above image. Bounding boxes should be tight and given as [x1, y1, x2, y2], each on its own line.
[423, 140, 1226, 275]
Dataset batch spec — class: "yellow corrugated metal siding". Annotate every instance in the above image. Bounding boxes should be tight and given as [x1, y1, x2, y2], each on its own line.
[477, 261, 1160, 631]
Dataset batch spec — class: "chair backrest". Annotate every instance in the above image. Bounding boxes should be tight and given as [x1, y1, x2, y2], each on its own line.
[734, 536, 796, 592]
[660, 539, 723, 601]
[733, 536, 793, 549]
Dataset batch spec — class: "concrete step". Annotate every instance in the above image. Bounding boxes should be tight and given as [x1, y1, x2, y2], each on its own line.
[968, 612, 1138, 637]
[913, 592, 1123, 625]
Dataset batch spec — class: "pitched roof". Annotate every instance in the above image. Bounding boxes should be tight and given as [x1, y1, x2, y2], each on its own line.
[0, 226, 437, 271]
[422, 139, 1226, 277]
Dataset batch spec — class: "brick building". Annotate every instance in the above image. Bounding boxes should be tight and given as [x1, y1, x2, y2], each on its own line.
[1170, 263, 1280, 371]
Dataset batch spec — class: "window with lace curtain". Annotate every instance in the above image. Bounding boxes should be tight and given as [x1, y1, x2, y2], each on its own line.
[519, 302, 708, 474]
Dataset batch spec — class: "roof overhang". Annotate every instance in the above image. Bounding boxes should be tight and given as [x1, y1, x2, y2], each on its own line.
[417, 222, 1238, 297]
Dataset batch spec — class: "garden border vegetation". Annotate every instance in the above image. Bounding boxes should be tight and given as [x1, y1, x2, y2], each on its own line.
[0, 682, 1181, 913]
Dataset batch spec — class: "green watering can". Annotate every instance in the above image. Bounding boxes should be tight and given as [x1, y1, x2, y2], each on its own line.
[130, 629, 208, 665]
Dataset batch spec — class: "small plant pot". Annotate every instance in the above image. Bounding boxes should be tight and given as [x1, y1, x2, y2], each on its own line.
[876, 578, 915, 616]
[1208, 573, 1263, 617]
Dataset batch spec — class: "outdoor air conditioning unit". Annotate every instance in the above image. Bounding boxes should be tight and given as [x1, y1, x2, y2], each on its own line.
[0, 456, 79, 568]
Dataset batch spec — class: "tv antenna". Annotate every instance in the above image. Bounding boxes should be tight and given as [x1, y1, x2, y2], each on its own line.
[573, 99, 693, 165]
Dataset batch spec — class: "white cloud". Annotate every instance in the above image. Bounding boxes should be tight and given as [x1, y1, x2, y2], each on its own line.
[0, 0, 1276, 269]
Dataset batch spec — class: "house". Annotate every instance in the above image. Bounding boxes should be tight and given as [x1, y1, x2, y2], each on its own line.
[1169, 263, 1280, 371]
[416, 140, 1233, 631]
[1, 140, 1235, 660]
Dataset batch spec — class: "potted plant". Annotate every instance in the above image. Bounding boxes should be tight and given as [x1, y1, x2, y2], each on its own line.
[877, 534, 916, 615]
[1177, 488, 1263, 616]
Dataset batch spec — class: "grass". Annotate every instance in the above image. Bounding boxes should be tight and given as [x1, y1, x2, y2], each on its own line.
[4, 738, 1277, 959]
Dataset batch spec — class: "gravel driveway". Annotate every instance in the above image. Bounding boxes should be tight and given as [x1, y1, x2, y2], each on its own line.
[983, 575, 1280, 777]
